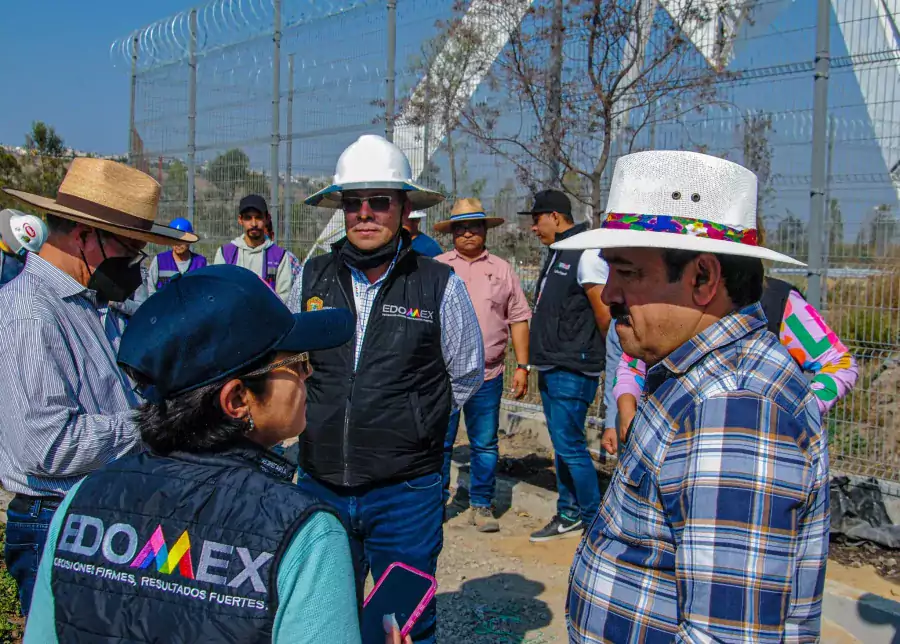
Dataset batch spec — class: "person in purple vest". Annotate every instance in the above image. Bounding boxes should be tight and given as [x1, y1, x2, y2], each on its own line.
[145, 218, 207, 297]
[214, 194, 293, 304]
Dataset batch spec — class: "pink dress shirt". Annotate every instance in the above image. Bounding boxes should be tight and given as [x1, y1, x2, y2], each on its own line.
[435, 249, 532, 381]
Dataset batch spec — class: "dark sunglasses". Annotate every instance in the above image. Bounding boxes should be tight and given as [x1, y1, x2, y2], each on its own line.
[341, 195, 395, 214]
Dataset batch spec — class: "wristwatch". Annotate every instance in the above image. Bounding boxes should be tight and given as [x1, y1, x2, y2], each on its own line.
[516, 363, 532, 373]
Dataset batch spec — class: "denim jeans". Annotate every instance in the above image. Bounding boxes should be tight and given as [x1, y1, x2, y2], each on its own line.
[605, 324, 623, 432]
[296, 470, 444, 644]
[441, 374, 503, 507]
[538, 368, 601, 524]
[4, 499, 57, 616]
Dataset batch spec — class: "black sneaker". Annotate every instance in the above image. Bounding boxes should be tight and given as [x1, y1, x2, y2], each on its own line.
[529, 515, 583, 542]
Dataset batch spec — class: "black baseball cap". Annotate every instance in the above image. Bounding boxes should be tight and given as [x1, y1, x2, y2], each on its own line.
[118, 264, 354, 402]
[517, 189, 572, 216]
[239, 194, 268, 216]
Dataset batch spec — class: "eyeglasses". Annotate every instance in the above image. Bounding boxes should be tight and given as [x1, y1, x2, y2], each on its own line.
[341, 195, 395, 214]
[242, 352, 313, 380]
[98, 231, 148, 267]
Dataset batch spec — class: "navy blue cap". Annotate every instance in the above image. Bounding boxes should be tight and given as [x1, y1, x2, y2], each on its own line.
[118, 264, 354, 402]
[517, 189, 572, 216]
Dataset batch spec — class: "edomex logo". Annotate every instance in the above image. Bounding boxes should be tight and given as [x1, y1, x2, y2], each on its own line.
[381, 304, 435, 323]
[57, 514, 273, 593]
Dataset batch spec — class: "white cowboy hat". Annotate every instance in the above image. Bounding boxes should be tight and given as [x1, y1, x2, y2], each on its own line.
[305, 135, 444, 210]
[3, 158, 197, 246]
[408, 210, 428, 219]
[552, 150, 804, 266]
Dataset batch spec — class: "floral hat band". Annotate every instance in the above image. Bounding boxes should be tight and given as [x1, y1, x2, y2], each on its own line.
[602, 212, 759, 247]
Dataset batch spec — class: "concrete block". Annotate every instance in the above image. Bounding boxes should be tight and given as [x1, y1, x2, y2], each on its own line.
[823, 580, 900, 643]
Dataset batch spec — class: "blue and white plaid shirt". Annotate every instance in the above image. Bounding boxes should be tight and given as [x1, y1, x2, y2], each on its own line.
[568, 303, 828, 643]
[289, 241, 484, 408]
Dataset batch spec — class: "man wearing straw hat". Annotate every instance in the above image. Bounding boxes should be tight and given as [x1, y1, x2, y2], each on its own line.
[0, 158, 197, 615]
[403, 209, 443, 257]
[292, 134, 483, 643]
[434, 198, 531, 533]
[561, 151, 827, 642]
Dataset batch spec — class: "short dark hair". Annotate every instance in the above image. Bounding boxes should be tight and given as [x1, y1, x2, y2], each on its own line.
[661, 249, 764, 308]
[123, 365, 271, 455]
[46, 214, 78, 235]
[556, 210, 574, 224]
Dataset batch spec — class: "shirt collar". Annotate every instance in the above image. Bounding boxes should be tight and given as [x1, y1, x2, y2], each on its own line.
[450, 248, 490, 263]
[660, 301, 768, 376]
[24, 253, 94, 301]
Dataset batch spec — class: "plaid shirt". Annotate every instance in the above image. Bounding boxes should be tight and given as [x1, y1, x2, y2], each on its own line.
[568, 303, 829, 643]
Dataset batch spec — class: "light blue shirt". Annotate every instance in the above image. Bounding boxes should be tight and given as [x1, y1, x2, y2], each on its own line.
[24, 480, 361, 644]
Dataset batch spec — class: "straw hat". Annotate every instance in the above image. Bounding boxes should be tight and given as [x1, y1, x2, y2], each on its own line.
[433, 198, 505, 233]
[552, 150, 803, 266]
[2, 158, 198, 246]
[305, 135, 444, 210]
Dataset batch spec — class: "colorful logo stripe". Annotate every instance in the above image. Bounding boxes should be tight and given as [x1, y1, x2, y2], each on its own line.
[130, 525, 195, 579]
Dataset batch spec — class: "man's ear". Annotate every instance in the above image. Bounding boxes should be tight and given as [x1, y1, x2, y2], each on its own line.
[219, 379, 251, 421]
[691, 254, 722, 307]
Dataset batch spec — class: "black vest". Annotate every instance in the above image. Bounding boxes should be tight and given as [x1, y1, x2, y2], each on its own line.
[529, 223, 606, 373]
[761, 277, 800, 335]
[51, 443, 335, 643]
[300, 237, 453, 487]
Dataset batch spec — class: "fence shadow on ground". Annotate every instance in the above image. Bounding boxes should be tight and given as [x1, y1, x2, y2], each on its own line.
[436, 573, 555, 643]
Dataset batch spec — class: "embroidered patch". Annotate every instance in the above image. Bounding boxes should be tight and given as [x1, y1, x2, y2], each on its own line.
[306, 296, 323, 311]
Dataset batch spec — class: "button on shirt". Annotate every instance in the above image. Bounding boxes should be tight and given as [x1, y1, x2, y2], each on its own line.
[567, 303, 828, 643]
[0, 254, 141, 497]
[289, 242, 485, 408]
[435, 249, 531, 380]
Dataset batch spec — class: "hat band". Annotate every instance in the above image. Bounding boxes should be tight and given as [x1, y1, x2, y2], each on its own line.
[55, 191, 154, 231]
[450, 212, 487, 221]
[602, 212, 758, 246]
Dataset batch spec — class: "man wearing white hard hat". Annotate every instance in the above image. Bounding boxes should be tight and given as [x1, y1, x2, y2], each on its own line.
[0, 209, 48, 286]
[561, 151, 827, 641]
[403, 209, 443, 257]
[291, 134, 484, 643]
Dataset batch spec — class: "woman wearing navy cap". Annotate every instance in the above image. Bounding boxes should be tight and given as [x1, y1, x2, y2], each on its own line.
[24, 265, 409, 644]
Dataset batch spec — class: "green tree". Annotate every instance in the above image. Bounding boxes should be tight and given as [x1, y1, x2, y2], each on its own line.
[24, 121, 68, 198]
[0, 150, 23, 210]
[827, 198, 844, 258]
[163, 160, 188, 204]
[205, 149, 250, 196]
[869, 204, 897, 258]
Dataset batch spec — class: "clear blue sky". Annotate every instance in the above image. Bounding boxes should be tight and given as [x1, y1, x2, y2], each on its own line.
[0, 0, 192, 155]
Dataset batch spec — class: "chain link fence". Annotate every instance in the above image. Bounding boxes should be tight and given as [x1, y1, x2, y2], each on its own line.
[116, 0, 900, 480]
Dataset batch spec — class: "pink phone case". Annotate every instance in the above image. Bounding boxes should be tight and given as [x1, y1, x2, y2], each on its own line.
[363, 562, 437, 637]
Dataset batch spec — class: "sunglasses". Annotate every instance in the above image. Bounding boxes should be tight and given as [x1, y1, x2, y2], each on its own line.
[243, 352, 313, 379]
[98, 231, 147, 267]
[341, 195, 395, 214]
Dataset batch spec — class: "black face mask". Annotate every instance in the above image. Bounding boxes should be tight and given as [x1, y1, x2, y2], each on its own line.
[81, 231, 145, 303]
[86, 256, 144, 303]
[339, 228, 403, 271]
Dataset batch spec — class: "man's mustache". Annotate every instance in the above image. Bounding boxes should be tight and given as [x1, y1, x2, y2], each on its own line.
[610, 304, 630, 326]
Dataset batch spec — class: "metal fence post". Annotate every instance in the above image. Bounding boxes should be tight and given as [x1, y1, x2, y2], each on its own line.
[187, 9, 198, 225]
[385, 0, 397, 142]
[128, 34, 138, 166]
[807, 0, 830, 310]
[284, 53, 294, 246]
[271, 0, 282, 238]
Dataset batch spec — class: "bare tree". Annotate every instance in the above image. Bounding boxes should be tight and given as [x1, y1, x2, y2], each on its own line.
[740, 111, 775, 221]
[452, 0, 728, 219]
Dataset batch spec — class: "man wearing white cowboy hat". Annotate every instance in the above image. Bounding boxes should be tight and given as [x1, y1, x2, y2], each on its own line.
[0, 208, 49, 286]
[0, 157, 197, 616]
[434, 198, 532, 533]
[403, 209, 443, 257]
[561, 151, 828, 642]
[290, 134, 484, 643]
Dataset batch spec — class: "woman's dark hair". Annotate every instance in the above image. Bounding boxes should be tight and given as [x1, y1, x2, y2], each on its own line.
[661, 249, 764, 308]
[123, 364, 272, 455]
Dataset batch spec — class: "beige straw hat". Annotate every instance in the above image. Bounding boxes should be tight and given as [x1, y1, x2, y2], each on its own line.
[433, 197, 505, 233]
[2, 158, 198, 246]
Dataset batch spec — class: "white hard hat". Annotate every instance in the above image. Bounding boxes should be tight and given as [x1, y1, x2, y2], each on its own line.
[0, 209, 48, 255]
[408, 210, 427, 219]
[305, 134, 444, 210]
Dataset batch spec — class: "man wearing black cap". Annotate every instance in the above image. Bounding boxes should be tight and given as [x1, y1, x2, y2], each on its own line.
[213, 194, 294, 304]
[518, 189, 610, 542]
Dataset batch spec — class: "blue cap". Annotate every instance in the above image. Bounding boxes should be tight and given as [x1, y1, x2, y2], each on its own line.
[169, 217, 194, 234]
[118, 264, 354, 402]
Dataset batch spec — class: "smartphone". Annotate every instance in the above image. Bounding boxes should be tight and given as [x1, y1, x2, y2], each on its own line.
[360, 562, 437, 643]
